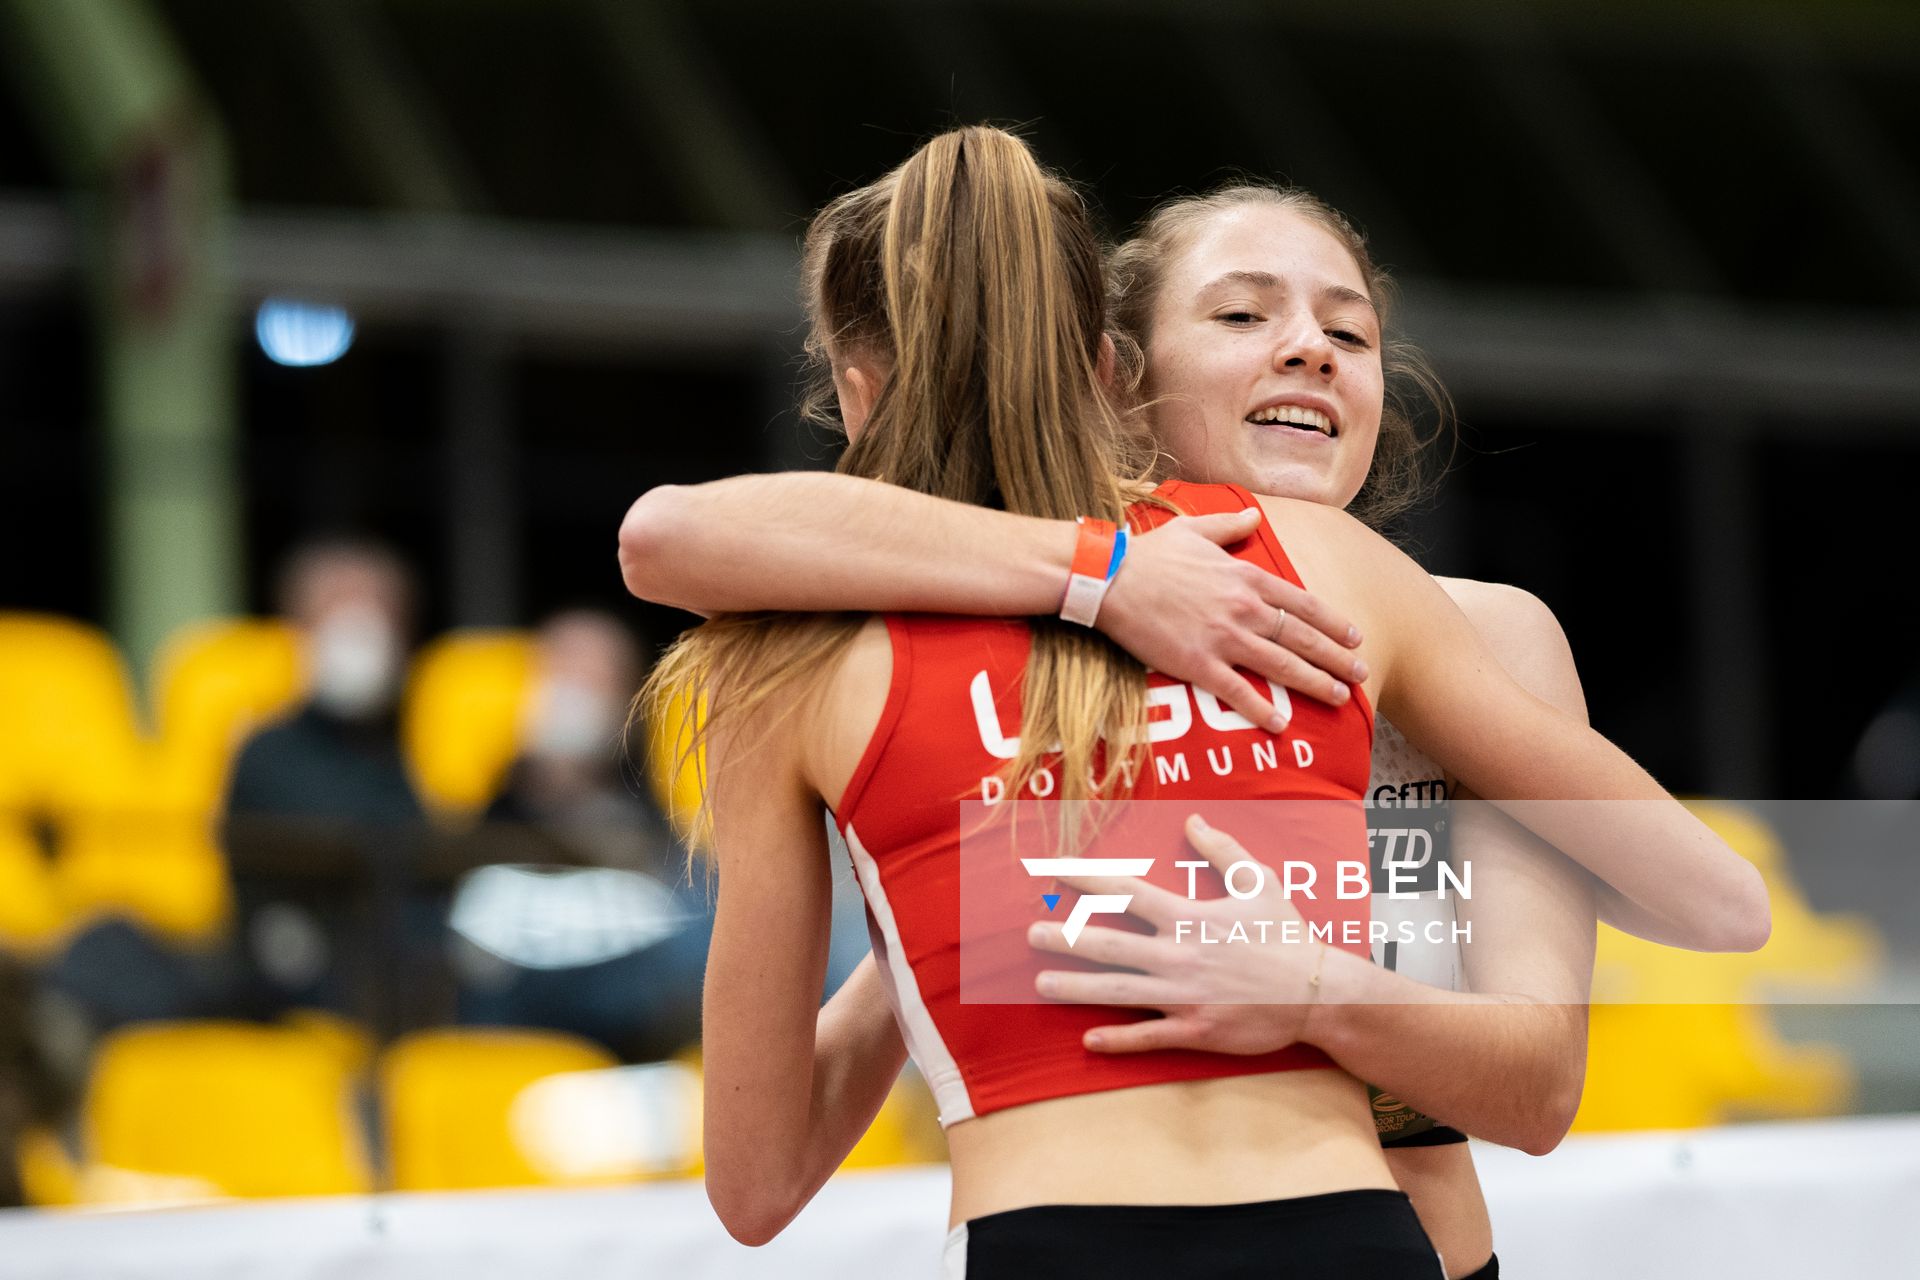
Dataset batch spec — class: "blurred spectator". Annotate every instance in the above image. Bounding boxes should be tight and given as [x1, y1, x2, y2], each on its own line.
[39, 541, 431, 1052]
[447, 610, 712, 1062]
[223, 538, 441, 1034]
[0, 955, 65, 1207]
[487, 611, 673, 871]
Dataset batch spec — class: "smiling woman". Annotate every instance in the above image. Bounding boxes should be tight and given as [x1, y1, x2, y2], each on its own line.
[1108, 185, 1451, 528]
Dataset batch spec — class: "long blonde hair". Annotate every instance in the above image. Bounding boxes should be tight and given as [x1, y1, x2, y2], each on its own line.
[642, 126, 1160, 850]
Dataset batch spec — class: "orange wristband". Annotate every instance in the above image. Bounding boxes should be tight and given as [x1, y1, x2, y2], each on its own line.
[1061, 517, 1119, 626]
[1068, 517, 1117, 580]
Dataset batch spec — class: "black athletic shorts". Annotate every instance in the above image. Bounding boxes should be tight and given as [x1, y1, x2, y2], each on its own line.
[944, 1188, 1445, 1278]
[1458, 1253, 1499, 1279]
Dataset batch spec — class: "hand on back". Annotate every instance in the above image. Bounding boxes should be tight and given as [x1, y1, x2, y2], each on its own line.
[1098, 509, 1366, 734]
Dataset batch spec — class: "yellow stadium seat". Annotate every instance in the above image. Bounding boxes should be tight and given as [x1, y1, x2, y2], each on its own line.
[15, 1125, 80, 1207]
[0, 614, 150, 816]
[400, 632, 535, 817]
[1574, 802, 1877, 1132]
[149, 618, 304, 814]
[0, 615, 227, 944]
[380, 1027, 622, 1190]
[839, 1070, 944, 1170]
[1575, 1004, 1855, 1132]
[646, 689, 705, 837]
[280, 1008, 376, 1080]
[55, 809, 231, 943]
[1689, 802, 1881, 993]
[83, 1021, 374, 1200]
[0, 816, 66, 955]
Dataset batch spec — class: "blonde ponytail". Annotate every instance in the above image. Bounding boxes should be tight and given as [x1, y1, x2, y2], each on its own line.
[644, 127, 1159, 851]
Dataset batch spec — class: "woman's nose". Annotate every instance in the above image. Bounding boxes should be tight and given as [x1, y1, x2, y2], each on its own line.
[1271, 318, 1336, 377]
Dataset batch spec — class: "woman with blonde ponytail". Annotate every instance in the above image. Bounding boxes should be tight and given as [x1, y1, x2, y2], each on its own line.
[647, 128, 1158, 831]
[648, 126, 1763, 1277]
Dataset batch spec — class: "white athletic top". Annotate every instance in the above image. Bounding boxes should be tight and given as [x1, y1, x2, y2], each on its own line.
[1366, 713, 1467, 1145]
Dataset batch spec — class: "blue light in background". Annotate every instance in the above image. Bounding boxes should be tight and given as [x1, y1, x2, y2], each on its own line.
[255, 297, 356, 367]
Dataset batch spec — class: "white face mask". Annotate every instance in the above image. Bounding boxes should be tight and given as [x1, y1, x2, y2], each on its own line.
[308, 605, 402, 719]
[527, 678, 621, 762]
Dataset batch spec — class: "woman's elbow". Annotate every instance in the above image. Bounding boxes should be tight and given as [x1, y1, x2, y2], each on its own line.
[1724, 875, 1772, 954]
[706, 1170, 799, 1247]
[716, 1210, 789, 1250]
[617, 485, 691, 601]
[1483, 1106, 1568, 1158]
[1512, 1039, 1585, 1157]
[1516, 1126, 1567, 1159]
[1661, 865, 1771, 955]
[1701, 865, 1771, 954]
[1519, 1077, 1584, 1157]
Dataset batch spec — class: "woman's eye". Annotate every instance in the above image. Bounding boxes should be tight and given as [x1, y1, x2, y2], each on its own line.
[1329, 329, 1372, 348]
[1216, 311, 1261, 326]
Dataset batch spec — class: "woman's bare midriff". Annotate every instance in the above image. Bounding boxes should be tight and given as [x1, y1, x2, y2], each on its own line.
[942, 1067, 1396, 1227]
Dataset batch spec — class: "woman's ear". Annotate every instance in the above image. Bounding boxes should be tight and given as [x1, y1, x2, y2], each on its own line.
[834, 363, 881, 439]
[1096, 333, 1118, 389]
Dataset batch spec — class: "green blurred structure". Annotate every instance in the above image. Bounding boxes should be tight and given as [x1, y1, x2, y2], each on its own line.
[3, 0, 238, 683]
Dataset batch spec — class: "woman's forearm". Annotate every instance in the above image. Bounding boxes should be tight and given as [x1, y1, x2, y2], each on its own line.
[1352, 523, 1771, 954]
[1038, 905, 1584, 1155]
[1306, 951, 1584, 1157]
[707, 944, 905, 1242]
[619, 473, 1074, 615]
[1451, 727, 1770, 953]
[793, 956, 910, 1203]
[698, 715, 875, 1247]
[1296, 588, 1597, 1155]
[625, 475, 1366, 731]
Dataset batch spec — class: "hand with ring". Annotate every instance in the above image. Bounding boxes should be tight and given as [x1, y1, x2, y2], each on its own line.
[1097, 511, 1365, 733]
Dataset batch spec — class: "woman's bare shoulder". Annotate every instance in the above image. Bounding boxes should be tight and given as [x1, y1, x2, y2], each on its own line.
[1252, 491, 1368, 533]
[1252, 493, 1405, 566]
[1435, 577, 1561, 635]
[1433, 578, 1585, 719]
[810, 616, 896, 810]
[835, 615, 894, 682]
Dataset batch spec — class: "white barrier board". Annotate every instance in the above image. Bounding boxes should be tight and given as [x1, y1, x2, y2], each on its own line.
[3, 1115, 1916, 1278]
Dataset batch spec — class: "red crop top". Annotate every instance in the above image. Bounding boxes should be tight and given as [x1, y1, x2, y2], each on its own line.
[834, 481, 1376, 1126]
